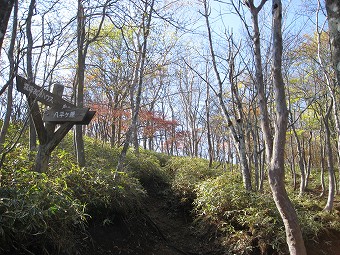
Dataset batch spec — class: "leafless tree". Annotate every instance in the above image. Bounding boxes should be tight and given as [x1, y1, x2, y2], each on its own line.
[75, 0, 108, 166]
[202, 0, 252, 190]
[117, 0, 155, 172]
[325, 0, 340, 194]
[240, 0, 307, 253]
[0, 0, 15, 57]
[0, 0, 17, 151]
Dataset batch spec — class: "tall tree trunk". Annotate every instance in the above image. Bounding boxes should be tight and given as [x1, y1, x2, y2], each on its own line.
[0, 0, 17, 151]
[75, 0, 107, 166]
[75, 0, 86, 167]
[290, 135, 297, 191]
[269, 1, 306, 253]
[206, 83, 213, 168]
[326, 0, 340, 86]
[117, 0, 154, 171]
[0, 0, 15, 57]
[26, 0, 37, 152]
[248, 0, 273, 163]
[203, 0, 251, 190]
[292, 126, 306, 195]
[240, 0, 306, 252]
[319, 135, 326, 197]
[304, 131, 312, 189]
[323, 100, 336, 212]
[325, 0, 340, 194]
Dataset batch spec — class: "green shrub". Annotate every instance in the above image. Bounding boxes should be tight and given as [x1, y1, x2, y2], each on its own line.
[0, 167, 88, 255]
[194, 171, 340, 255]
[165, 157, 223, 204]
[194, 173, 286, 254]
[143, 150, 171, 167]
[61, 166, 146, 220]
[292, 194, 340, 241]
[0, 142, 147, 254]
[125, 151, 170, 192]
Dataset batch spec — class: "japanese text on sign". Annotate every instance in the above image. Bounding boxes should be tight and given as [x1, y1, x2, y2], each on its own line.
[23, 82, 54, 104]
[53, 111, 76, 119]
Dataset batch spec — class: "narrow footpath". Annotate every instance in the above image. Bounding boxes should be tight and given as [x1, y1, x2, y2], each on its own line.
[142, 191, 221, 255]
[89, 186, 222, 255]
[89, 186, 340, 255]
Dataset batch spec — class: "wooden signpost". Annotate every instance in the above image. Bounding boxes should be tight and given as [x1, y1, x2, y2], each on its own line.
[16, 75, 96, 172]
[16, 75, 75, 108]
[43, 107, 90, 123]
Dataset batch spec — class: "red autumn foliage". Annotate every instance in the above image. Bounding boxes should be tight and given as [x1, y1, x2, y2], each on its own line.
[88, 101, 179, 139]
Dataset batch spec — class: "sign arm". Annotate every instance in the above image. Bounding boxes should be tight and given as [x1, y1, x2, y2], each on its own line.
[45, 123, 74, 152]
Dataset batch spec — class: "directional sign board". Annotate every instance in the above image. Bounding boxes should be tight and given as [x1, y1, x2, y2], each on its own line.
[77, 110, 96, 125]
[16, 76, 95, 124]
[16, 76, 75, 108]
[43, 108, 89, 123]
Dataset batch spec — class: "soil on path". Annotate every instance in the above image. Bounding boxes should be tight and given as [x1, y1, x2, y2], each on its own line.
[89, 187, 222, 255]
[89, 187, 340, 255]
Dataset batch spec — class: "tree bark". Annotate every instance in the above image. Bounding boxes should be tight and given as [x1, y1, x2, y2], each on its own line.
[323, 100, 336, 212]
[75, 0, 86, 167]
[304, 131, 312, 189]
[206, 82, 213, 168]
[0, 0, 15, 57]
[319, 135, 326, 197]
[26, 0, 37, 152]
[203, 0, 251, 190]
[325, 0, 340, 194]
[117, 0, 155, 171]
[249, 1, 273, 163]
[325, 0, 340, 86]
[0, 0, 17, 151]
[292, 125, 306, 195]
[269, 1, 307, 254]
[75, 0, 107, 166]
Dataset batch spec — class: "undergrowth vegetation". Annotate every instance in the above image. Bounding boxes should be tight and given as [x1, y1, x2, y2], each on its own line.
[164, 158, 340, 255]
[0, 131, 339, 255]
[0, 135, 161, 254]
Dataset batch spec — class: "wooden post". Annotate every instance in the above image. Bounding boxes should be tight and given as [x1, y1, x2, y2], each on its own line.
[35, 83, 66, 173]
[16, 76, 95, 173]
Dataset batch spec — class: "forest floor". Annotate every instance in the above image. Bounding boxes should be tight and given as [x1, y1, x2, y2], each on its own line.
[89, 185, 340, 255]
[89, 185, 223, 255]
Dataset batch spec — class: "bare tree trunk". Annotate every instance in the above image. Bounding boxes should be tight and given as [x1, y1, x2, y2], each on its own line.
[325, 0, 340, 194]
[304, 131, 312, 189]
[292, 125, 306, 195]
[290, 135, 297, 191]
[241, 0, 306, 252]
[241, 0, 306, 253]
[117, 0, 154, 171]
[319, 133, 326, 197]
[0, 0, 15, 57]
[75, 0, 86, 167]
[323, 100, 336, 212]
[0, 0, 17, 151]
[206, 86, 213, 167]
[251, 126, 260, 190]
[326, 0, 340, 86]
[269, 2, 306, 253]
[26, 0, 37, 152]
[75, 0, 107, 166]
[203, 0, 251, 190]
[247, 0, 273, 163]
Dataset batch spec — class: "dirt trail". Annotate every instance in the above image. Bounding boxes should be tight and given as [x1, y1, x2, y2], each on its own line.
[89, 188, 221, 255]
[89, 189, 340, 255]
[142, 192, 221, 255]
